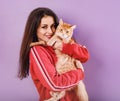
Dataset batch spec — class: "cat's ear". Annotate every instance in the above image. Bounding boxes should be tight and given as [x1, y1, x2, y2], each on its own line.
[71, 25, 76, 29]
[59, 18, 63, 24]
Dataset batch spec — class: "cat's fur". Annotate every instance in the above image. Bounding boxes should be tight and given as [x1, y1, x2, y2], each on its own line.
[30, 19, 88, 101]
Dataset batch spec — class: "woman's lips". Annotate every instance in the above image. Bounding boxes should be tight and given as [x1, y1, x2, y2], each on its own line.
[46, 35, 52, 39]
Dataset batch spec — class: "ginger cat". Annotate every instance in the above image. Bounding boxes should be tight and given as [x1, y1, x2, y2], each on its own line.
[30, 19, 88, 101]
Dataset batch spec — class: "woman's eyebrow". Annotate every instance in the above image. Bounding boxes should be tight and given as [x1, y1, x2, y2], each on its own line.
[41, 24, 47, 26]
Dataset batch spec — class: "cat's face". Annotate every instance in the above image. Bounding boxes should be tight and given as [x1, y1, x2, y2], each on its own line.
[55, 19, 76, 41]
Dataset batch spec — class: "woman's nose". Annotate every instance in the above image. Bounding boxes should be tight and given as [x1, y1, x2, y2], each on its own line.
[47, 27, 53, 33]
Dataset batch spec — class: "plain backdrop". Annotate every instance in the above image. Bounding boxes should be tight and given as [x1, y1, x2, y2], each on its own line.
[0, 0, 120, 101]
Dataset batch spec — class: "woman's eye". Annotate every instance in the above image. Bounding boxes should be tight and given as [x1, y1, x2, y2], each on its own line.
[51, 24, 55, 29]
[41, 26, 47, 29]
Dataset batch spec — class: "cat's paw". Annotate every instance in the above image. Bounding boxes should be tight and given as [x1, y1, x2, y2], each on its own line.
[76, 60, 84, 71]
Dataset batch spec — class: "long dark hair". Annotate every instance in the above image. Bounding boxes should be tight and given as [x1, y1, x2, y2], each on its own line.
[18, 7, 59, 79]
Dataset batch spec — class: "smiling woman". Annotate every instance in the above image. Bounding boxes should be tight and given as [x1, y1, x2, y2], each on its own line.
[18, 7, 89, 101]
[37, 16, 56, 42]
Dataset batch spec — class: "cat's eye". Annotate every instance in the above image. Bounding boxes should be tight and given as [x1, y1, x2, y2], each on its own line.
[66, 31, 69, 33]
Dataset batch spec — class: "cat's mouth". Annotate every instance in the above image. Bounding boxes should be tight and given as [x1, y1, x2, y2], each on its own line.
[58, 33, 69, 39]
[64, 36, 69, 39]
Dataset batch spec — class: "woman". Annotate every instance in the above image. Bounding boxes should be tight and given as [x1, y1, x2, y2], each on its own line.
[18, 7, 89, 101]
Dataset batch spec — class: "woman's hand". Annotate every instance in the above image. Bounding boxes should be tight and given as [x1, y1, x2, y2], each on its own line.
[53, 39, 63, 51]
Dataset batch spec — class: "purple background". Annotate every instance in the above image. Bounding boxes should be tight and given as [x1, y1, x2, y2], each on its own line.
[0, 0, 120, 101]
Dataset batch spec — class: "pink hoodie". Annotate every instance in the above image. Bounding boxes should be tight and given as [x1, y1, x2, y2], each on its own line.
[29, 43, 89, 101]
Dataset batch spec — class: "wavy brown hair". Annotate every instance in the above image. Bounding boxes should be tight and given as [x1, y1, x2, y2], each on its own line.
[18, 7, 59, 79]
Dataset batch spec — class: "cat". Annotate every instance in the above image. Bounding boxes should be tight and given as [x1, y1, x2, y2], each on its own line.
[30, 19, 88, 101]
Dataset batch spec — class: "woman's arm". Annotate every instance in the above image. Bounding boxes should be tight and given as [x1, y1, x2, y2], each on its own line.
[30, 46, 84, 92]
[62, 43, 89, 63]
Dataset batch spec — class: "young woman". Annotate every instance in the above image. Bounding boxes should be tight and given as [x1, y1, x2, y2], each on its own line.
[18, 7, 89, 101]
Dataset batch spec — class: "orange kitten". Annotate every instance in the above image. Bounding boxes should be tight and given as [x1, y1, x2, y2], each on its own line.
[46, 19, 88, 101]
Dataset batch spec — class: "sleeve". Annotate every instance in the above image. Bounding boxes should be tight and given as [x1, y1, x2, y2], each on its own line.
[62, 43, 89, 63]
[29, 46, 84, 92]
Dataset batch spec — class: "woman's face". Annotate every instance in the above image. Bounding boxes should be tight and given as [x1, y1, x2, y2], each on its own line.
[37, 16, 56, 42]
